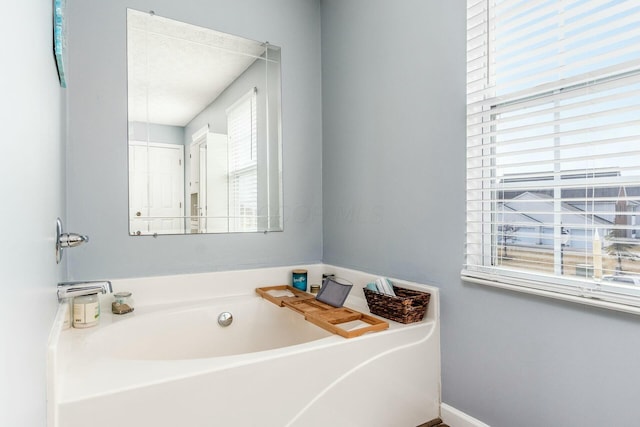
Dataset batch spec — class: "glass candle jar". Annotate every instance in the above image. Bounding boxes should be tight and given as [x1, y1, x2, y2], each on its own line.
[112, 291, 135, 315]
[292, 269, 308, 292]
[73, 293, 100, 328]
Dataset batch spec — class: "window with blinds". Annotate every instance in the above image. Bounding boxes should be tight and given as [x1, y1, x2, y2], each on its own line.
[227, 88, 258, 232]
[465, 0, 640, 312]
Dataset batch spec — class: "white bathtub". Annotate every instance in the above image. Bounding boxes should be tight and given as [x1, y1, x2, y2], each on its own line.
[48, 265, 441, 427]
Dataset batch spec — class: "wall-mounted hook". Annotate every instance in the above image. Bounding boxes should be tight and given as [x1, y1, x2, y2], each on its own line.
[56, 218, 89, 264]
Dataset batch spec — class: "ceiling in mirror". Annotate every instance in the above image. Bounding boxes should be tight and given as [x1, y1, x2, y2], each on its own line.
[127, 12, 268, 126]
[127, 9, 283, 236]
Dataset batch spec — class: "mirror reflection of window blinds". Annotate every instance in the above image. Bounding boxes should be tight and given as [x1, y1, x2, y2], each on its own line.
[227, 88, 258, 232]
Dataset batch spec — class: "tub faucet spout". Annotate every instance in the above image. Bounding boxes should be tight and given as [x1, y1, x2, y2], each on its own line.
[57, 281, 113, 302]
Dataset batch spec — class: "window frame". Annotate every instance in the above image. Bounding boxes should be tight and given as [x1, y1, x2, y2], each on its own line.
[464, 0, 640, 315]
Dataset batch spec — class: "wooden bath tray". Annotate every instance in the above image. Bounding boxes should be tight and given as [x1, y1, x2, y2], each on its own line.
[255, 285, 315, 306]
[256, 285, 388, 338]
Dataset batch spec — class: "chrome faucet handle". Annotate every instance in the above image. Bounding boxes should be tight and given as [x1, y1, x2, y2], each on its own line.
[59, 233, 89, 248]
[56, 218, 89, 264]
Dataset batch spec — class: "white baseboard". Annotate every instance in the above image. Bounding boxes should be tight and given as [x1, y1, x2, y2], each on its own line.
[441, 403, 490, 427]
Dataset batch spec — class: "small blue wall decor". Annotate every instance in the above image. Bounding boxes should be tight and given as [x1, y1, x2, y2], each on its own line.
[54, 0, 67, 88]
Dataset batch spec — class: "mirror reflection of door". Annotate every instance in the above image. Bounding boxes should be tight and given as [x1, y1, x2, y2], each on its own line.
[128, 142, 184, 235]
[189, 130, 229, 233]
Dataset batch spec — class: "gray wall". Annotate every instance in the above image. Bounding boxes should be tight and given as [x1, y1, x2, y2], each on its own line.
[129, 121, 185, 145]
[321, 1, 640, 426]
[65, 0, 323, 279]
[0, 1, 65, 425]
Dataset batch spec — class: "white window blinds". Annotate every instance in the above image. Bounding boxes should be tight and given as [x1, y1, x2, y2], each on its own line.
[227, 88, 258, 232]
[465, 0, 640, 311]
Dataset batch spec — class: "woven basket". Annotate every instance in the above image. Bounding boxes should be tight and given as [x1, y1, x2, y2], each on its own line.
[363, 285, 430, 324]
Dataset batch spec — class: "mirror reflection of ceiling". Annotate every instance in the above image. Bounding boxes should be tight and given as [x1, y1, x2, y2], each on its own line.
[127, 10, 267, 126]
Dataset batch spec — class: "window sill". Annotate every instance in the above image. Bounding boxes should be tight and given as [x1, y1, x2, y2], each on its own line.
[461, 270, 640, 316]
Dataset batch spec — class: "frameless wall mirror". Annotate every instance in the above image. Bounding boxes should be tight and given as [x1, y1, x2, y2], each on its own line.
[127, 9, 283, 235]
